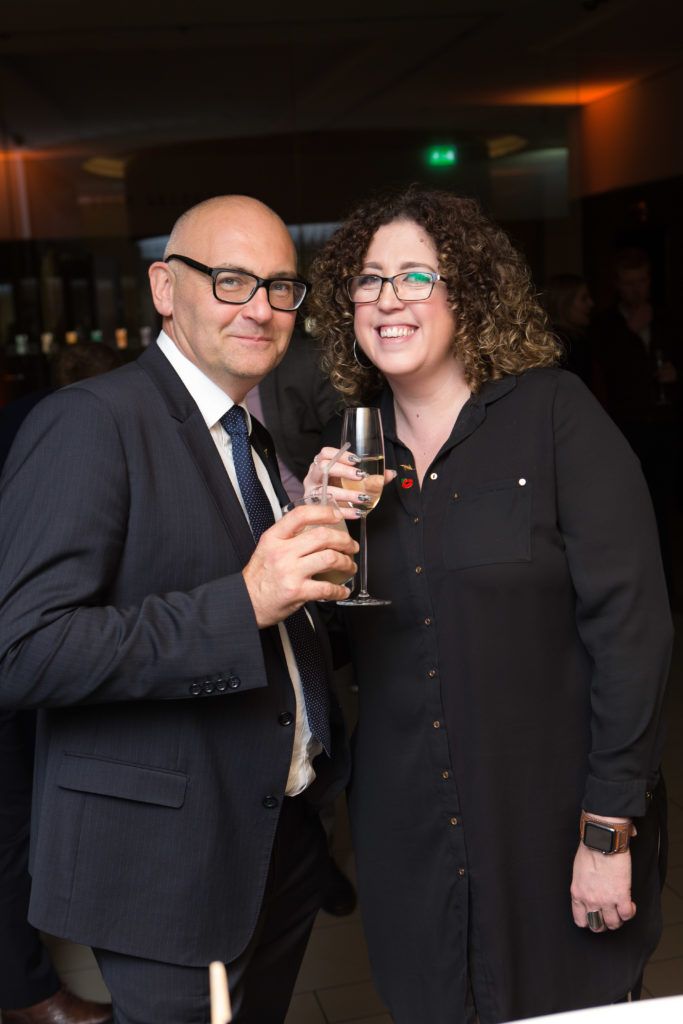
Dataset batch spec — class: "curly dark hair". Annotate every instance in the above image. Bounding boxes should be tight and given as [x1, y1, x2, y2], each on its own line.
[307, 186, 560, 402]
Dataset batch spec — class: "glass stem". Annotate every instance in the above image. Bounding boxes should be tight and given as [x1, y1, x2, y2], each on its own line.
[357, 513, 369, 599]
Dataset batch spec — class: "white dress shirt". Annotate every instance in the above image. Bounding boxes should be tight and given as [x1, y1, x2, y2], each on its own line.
[157, 331, 321, 795]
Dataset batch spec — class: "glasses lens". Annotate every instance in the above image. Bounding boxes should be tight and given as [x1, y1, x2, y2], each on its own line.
[214, 270, 258, 302]
[348, 275, 382, 302]
[268, 279, 306, 310]
[394, 272, 435, 300]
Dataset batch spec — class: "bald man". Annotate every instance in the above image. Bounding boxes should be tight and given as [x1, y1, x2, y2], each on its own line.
[0, 196, 357, 1023]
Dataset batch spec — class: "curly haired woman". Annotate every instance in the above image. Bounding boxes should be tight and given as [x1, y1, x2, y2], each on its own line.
[304, 187, 670, 1023]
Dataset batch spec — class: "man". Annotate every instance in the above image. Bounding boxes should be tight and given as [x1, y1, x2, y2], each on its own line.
[0, 196, 357, 1023]
[591, 247, 681, 595]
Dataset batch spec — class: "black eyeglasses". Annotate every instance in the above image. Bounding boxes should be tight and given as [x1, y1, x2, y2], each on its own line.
[166, 254, 308, 311]
[346, 271, 445, 304]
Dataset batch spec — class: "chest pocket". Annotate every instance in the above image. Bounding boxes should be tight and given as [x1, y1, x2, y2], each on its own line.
[443, 478, 531, 570]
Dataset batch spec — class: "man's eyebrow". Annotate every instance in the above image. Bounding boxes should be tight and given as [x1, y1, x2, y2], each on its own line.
[215, 264, 299, 278]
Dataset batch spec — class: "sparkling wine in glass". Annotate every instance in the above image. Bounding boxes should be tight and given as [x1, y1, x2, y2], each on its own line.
[338, 407, 391, 607]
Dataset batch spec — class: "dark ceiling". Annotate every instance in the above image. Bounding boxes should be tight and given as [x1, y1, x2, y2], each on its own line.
[1, 0, 681, 156]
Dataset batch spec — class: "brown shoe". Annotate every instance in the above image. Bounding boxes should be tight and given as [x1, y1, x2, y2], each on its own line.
[2, 988, 112, 1024]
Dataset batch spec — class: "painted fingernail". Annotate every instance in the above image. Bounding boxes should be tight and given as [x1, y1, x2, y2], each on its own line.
[355, 469, 367, 478]
[357, 494, 370, 503]
[348, 453, 361, 464]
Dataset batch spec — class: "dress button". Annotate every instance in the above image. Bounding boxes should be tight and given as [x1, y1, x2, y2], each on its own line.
[415, 566, 423, 574]
[427, 668, 437, 678]
[453, 491, 460, 500]
[413, 516, 420, 524]
[429, 472, 438, 480]
[216, 679, 227, 692]
[457, 867, 466, 877]
[424, 617, 432, 626]
[278, 711, 294, 726]
[442, 770, 450, 780]
[189, 682, 202, 696]
[433, 720, 441, 729]
[228, 676, 241, 689]
[262, 795, 279, 809]
[203, 681, 215, 694]
[518, 478, 527, 486]
[450, 817, 459, 826]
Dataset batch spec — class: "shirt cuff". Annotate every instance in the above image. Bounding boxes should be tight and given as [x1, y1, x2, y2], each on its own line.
[582, 774, 656, 818]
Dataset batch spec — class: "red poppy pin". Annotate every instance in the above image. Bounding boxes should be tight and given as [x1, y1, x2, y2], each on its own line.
[401, 477, 414, 489]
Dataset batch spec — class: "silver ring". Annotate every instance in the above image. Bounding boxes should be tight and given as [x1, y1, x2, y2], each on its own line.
[587, 910, 604, 931]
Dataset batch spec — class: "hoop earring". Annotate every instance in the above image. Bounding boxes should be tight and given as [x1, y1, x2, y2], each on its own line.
[353, 338, 373, 369]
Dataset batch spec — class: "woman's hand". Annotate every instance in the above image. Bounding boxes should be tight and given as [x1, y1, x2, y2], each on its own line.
[304, 446, 397, 519]
[570, 817, 637, 933]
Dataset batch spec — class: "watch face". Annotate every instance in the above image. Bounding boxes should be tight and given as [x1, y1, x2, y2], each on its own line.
[584, 822, 616, 853]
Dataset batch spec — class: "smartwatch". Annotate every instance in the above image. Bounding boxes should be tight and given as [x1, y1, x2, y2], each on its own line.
[580, 811, 635, 854]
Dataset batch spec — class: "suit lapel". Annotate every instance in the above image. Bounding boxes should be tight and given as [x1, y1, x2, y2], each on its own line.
[137, 346, 255, 564]
[250, 417, 290, 509]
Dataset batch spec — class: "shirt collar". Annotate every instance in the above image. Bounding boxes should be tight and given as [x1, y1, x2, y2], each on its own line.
[380, 374, 517, 445]
[156, 330, 253, 434]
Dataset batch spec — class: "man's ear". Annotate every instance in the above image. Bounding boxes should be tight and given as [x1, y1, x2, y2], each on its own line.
[148, 261, 174, 317]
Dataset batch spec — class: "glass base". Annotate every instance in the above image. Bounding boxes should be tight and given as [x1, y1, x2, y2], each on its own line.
[337, 596, 392, 607]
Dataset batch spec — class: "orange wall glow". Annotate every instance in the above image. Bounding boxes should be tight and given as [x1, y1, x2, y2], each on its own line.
[486, 80, 634, 107]
[575, 64, 683, 197]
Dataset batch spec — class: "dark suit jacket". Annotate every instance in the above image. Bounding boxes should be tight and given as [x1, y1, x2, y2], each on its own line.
[0, 344, 349, 967]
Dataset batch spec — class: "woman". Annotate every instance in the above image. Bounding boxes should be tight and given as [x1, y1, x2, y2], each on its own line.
[305, 187, 670, 1023]
[542, 272, 595, 384]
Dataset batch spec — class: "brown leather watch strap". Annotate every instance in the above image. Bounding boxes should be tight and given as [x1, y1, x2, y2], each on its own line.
[580, 811, 636, 854]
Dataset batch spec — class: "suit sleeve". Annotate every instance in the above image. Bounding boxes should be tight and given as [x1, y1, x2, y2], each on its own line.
[552, 371, 672, 817]
[0, 388, 268, 709]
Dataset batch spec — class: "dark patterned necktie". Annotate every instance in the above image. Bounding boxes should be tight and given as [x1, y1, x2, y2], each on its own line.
[221, 405, 331, 755]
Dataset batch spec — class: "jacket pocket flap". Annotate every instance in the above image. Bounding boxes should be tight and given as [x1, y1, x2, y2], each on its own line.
[58, 753, 187, 808]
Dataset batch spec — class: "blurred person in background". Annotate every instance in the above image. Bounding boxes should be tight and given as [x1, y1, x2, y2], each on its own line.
[542, 272, 595, 385]
[0, 342, 121, 1024]
[592, 247, 681, 598]
[245, 329, 357, 916]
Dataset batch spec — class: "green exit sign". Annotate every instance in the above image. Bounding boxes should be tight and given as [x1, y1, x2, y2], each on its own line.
[426, 145, 458, 167]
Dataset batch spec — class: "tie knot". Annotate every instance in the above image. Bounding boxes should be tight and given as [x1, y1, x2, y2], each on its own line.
[221, 405, 249, 437]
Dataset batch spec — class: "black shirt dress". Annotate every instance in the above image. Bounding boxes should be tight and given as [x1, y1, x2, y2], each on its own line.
[342, 368, 671, 1023]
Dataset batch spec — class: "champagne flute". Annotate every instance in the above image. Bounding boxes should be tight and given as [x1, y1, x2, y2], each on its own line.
[337, 407, 391, 607]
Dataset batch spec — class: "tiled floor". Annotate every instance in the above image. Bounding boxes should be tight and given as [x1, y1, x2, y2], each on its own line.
[6, 621, 683, 1024]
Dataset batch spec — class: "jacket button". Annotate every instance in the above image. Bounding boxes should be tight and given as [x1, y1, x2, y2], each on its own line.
[228, 676, 241, 689]
[216, 678, 227, 692]
[203, 681, 215, 694]
[262, 795, 279, 809]
[427, 668, 437, 678]
[278, 711, 294, 726]
[189, 682, 202, 696]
